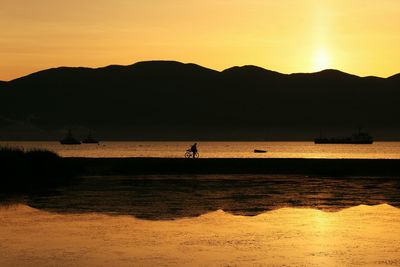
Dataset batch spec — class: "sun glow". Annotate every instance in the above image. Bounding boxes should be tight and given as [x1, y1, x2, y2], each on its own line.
[314, 49, 331, 71]
[2, 1, 400, 80]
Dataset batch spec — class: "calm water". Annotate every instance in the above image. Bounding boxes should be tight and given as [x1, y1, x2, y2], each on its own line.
[1, 174, 400, 267]
[1, 204, 400, 266]
[2, 141, 400, 158]
[2, 174, 400, 265]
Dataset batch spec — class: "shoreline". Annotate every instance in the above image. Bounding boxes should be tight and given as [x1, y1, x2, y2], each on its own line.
[66, 157, 400, 176]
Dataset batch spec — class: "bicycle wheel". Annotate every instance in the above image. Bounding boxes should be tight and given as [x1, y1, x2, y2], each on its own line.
[184, 151, 192, 158]
[194, 152, 199, 158]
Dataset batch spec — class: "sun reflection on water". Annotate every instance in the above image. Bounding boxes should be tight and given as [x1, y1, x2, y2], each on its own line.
[1, 204, 399, 266]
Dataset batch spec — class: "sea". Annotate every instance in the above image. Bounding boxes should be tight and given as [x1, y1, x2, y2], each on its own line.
[2, 141, 400, 266]
[2, 141, 400, 159]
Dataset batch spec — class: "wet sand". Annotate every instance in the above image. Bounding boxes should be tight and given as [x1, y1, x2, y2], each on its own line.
[1, 204, 399, 266]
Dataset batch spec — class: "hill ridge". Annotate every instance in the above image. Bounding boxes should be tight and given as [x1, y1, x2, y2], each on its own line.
[1, 60, 400, 140]
[7, 60, 399, 82]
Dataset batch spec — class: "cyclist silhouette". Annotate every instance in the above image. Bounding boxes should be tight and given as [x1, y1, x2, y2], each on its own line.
[185, 143, 199, 158]
[190, 143, 198, 156]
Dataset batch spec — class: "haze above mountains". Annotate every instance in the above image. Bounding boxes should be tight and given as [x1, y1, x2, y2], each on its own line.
[1, 60, 399, 140]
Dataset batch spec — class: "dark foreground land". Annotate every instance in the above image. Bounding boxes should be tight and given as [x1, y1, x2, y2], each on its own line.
[69, 157, 400, 176]
[3, 147, 400, 182]
[2, 146, 400, 192]
[1, 147, 79, 192]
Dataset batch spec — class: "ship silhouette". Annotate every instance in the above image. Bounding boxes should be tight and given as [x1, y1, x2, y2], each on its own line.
[314, 129, 373, 144]
[82, 133, 99, 144]
[60, 130, 81, 145]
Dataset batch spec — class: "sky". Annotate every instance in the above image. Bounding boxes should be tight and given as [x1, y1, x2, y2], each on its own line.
[1, 0, 400, 81]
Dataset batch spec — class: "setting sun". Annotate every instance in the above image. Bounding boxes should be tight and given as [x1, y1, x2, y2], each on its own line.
[314, 49, 331, 71]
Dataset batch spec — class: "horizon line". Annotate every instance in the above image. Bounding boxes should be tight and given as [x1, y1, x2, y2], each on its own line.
[2, 59, 399, 82]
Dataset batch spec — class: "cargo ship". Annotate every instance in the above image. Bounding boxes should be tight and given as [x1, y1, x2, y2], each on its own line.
[82, 133, 99, 144]
[314, 129, 373, 144]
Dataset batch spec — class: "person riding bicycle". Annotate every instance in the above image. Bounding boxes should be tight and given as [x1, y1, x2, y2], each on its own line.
[190, 143, 198, 158]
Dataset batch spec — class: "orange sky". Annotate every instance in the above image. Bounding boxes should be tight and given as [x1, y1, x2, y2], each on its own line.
[1, 0, 400, 81]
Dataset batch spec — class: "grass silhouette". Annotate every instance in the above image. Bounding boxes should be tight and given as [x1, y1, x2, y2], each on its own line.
[0, 146, 79, 192]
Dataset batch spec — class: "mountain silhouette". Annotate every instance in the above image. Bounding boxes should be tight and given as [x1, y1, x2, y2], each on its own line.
[0, 60, 399, 140]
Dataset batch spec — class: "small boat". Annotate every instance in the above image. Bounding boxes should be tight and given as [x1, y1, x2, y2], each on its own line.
[60, 130, 81, 145]
[82, 133, 99, 144]
[254, 149, 267, 153]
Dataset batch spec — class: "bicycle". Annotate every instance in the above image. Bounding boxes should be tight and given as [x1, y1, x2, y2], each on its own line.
[184, 149, 199, 158]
